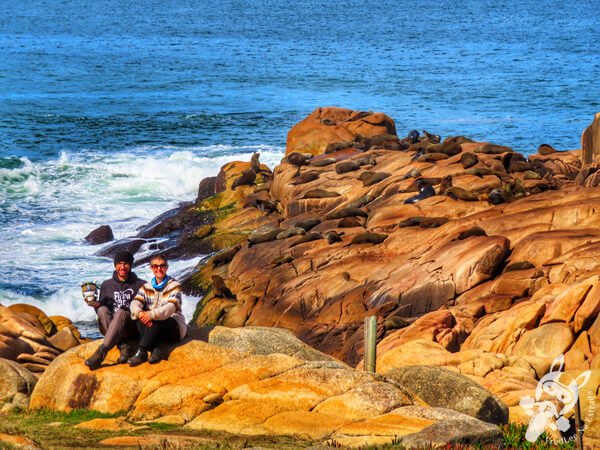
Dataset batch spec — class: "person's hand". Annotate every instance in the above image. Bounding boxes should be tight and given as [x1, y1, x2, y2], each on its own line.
[139, 311, 153, 327]
[87, 301, 100, 308]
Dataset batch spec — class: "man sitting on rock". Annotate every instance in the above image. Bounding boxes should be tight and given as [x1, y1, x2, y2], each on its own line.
[85, 251, 146, 370]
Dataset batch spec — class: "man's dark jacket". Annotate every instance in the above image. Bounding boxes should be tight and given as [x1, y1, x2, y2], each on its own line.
[99, 271, 146, 312]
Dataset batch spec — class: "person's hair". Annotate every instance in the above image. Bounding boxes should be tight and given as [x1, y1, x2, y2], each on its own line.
[150, 254, 168, 265]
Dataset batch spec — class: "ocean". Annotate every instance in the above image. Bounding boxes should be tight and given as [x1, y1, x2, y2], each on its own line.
[1, 0, 599, 333]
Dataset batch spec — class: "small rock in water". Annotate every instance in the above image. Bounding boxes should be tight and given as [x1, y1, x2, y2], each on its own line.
[84, 225, 114, 245]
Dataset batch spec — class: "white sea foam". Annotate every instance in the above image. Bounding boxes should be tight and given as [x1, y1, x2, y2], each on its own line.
[0, 145, 284, 330]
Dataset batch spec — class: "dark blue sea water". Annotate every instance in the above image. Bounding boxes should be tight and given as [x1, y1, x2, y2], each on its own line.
[1, 0, 599, 327]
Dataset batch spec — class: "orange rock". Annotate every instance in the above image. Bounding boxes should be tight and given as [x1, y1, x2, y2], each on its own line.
[582, 112, 600, 164]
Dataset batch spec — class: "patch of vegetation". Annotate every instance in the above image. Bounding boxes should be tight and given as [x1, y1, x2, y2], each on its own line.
[501, 423, 575, 450]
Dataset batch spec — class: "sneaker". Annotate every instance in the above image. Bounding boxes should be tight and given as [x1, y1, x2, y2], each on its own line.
[85, 345, 107, 370]
[128, 348, 147, 367]
[117, 342, 133, 364]
[149, 347, 162, 364]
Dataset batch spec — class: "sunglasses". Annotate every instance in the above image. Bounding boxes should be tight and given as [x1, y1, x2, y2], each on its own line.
[150, 264, 168, 269]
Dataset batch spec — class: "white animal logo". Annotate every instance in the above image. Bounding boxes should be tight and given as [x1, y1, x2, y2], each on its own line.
[520, 355, 591, 442]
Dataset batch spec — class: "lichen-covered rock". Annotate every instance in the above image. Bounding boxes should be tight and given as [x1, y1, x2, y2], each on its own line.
[385, 365, 508, 425]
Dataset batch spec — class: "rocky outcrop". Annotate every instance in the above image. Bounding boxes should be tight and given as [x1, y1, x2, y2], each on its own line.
[0, 304, 84, 373]
[286, 107, 399, 156]
[29, 335, 503, 447]
[0, 358, 37, 413]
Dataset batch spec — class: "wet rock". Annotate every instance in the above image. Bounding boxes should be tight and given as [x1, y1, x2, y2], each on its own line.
[84, 225, 114, 245]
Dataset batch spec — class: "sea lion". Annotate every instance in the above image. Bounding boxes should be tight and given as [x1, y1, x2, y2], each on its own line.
[338, 217, 364, 228]
[292, 218, 321, 231]
[383, 316, 410, 330]
[325, 141, 354, 153]
[503, 153, 531, 173]
[399, 216, 449, 228]
[505, 261, 535, 272]
[426, 140, 461, 156]
[358, 171, 375, 182]
[335, 160, 360, 174]
[444, 135, 474, 145]
[355, 155, 377, 167]
[401, 168, 422, 180]
[404, 180, 436, 204]
[456, 226, 487, 240]
[271, 254, 294, 266]
[301, 189, 341, 199]
[324, 230, 344, 244]
[212, 244, 241, 267]
[460, 152, 479, 169]
[250, 152, 261, 173]
[465, 167, 497, 177]
[523, 170, 542, 180]
[475, 143, 513, 155]
[290, 231, 322, 247]
[343, 194, 376, 209]
[362, 172, 391, 187]
[407, 129, 420, 144]
[538, 143, 558, 155]
[410, 147, 426, 162]
[422, 130, 441, 143]
[212, 275, 235, 298]
[487, 188, 510, 205]
[231, 169, 256, 190]
[347, 232, 388, 245]
[445, 186, 478, 201]
[438, 175, 453, 195]
[418, 152, 448, 162]
[287, 152, 312, 166]
[248, 228, 282, 246]
[310, 157, 337, 167]
[326, 207, 368, 220]
[277, 227, 306, 240]
[291, 170, 320, 185]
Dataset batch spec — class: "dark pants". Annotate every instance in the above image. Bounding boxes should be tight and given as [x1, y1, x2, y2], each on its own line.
[136, 317, 180, 351]
[96, 306, 139, 350]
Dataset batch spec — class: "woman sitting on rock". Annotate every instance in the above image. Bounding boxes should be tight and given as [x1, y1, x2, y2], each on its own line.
[127, 254, 187, 366]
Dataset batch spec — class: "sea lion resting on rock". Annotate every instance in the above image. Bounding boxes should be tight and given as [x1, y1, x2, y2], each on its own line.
[326, 207, 369, 220]
[250, 152, 261, 173]
[460, 152, 479, 169]
[422, 130, 441, 143]
[362, 172, 391, 187]
[445, 186, 479, 202]
[399, 216, 449, 228]
[401, 168, 422, 180]
[355, 155, 377, 167]
[343, 194, 376, 210]
[292, 170, 320, 185]
[292, 218, 321, 231]
[231, 169, 256, 190]
[286, 152, 312, 166]
[310, 157, 337, 167]
[301, 189, 341, 199]
[248, 228, 282, 246]
[538, 143, 558, 155]
[212, 244, 242, 267]
[338, 217, 364, 228]
[324, 230, 344, 244]
[404, 180, 436, 204]
[455, 226, 487, 240]
[347, 232, 388, 245]
[276, 227, 306, 240]
[407, 129, 420, 144]
[335, 160, 360, 174]
[290, 231, 322, 247]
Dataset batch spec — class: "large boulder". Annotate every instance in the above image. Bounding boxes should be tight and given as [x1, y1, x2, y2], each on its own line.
[84, 225, 114, 245]
[0, 358, 37, 412]
[385, 365, 508, 425]
[286, 107, 397, 156]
